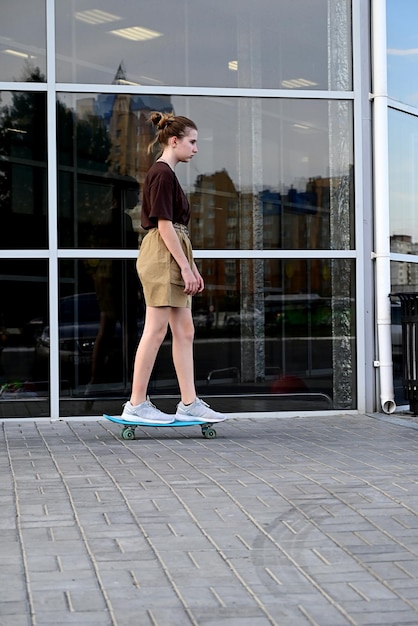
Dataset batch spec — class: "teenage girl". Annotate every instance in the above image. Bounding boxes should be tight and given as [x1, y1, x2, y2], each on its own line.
[122, 112, 227, 424]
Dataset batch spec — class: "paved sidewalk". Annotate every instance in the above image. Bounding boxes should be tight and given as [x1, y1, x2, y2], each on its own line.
[2, 413, 418, 626]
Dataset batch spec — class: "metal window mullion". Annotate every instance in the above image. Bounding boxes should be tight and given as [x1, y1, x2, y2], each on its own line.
[352, 0, 372, 413]
[46, 0, 59, 421]
[54, 83, 354, 99]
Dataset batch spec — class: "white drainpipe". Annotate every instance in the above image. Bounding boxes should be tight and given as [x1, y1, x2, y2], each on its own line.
[371, 0, 396, 414]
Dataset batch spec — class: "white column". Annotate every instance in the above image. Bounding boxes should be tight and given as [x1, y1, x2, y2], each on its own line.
[371, 0, 396, 413]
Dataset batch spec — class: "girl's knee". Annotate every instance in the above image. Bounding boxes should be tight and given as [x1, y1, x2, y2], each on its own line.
[169, 308, 195, 342]
[172, 321, 194, 343]
[142, 322, 168, 346]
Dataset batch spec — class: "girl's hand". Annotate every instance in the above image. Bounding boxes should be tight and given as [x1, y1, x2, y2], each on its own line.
[181, 266, 200, 295]
[192, 265, 204, 293]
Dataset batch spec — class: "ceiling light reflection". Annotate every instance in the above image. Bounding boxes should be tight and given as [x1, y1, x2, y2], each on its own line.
[109, 26, 162, 41]
[75, 9, 121, 25]
[281, 78, 317, 88]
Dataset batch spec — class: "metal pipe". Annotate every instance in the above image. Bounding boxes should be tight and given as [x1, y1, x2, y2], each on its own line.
[371, 0, 396, 414]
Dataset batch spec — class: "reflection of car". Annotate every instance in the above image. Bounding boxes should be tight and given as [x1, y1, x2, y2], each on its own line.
[35, 293, 122, 384]
[265, 294, 332, 326]
[224, 311, 264, 327]
[192, 309, 209, 327]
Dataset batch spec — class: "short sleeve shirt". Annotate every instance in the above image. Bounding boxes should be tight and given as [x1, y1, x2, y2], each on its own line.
[141, 161, 190, 230]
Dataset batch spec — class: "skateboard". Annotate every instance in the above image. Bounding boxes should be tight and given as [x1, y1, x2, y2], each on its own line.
[103, 414, 218, 440]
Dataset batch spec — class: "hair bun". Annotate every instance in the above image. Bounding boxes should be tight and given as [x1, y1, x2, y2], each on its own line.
[158, 114, 175, 129]
[149, 111, 163, 127]
[147, 111, 197, 154]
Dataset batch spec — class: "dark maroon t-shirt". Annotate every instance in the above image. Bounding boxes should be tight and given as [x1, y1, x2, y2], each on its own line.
[141, 161, 190, 230]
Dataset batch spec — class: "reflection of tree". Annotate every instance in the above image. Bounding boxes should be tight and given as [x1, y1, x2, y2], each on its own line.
[0, 110, 9, 208]
[57, 94, 141, 393]
[0, 66, 47, 249]
[0, 66, 45, 157]
[58, 97, 111, 170]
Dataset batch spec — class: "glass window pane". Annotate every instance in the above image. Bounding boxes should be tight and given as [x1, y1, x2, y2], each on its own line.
[59, 257, 356, 416]
[58, 94, 354, 251]
[191, 258, 356, 412]
[57, 259, 143, 414]
[390, 261, 418, 407]
[387, 0, 418, 107]
[56, 0, 351, 90]
[0, 91, 48, 249]
[0, 260, 49, 418]
[389, 109, 418, 253]
[0, 1, 46, 82]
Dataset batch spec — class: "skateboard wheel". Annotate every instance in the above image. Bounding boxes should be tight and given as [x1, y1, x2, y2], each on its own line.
[121, 427, 136, 440]
[203, 428, 216, 439]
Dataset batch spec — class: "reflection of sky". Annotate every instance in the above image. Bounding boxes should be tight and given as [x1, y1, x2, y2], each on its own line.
[387, 1, 418, 243]
[387, 0, 418, 106]
[389, 109, 418, 243]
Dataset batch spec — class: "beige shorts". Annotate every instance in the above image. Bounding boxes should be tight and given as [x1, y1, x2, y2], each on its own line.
[136, 226, 194, 308]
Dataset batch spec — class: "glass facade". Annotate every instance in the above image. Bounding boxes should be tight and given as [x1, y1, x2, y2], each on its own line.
[0, 0, 362, 419]
[0, 91, 48, 249]
[0, 2, 47, 82]
[387, 0, 418, 407]
[53, 257, 356, 415]
[389, 109, 418, 254]
[0, 260, 49, 415]
[55, 0, 352, 89]
[387, 0, 418, 108]
[57, 93, 354, 251]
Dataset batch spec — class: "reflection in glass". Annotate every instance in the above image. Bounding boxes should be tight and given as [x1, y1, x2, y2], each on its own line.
[63, 256, 355, 416]
[57, 92, 171, 248]
[55, 260, 143, 414]
[0, 90, 48, 249]
[387, 0, 418, 107]
[0, 261, 49, 418]
[55, 0, 351, 89]
[390, 261, 418, 407]
[0, 1, 46, 81]
[389, 109, 418, 253]
[155, 257, 356, 412]
[58, 94, 354, 251]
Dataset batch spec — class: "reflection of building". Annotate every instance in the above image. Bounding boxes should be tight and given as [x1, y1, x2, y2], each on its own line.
[190, 172, 345, 300]
[190, 170, 240, 301]
[390, 235, 418, 291]
[261, 177, 333, 250]
[190, 169, 239, 246]
[103, 65, 173, 186]
[73, 66, 175, 235]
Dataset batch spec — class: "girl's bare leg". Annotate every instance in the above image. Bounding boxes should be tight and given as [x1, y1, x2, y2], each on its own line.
[130, 306, 170, 405]
[169, 307, 197, 404]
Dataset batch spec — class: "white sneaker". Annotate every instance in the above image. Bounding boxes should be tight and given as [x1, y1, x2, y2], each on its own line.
[121, 398, 174, 424]
[175, 397, 227, 423]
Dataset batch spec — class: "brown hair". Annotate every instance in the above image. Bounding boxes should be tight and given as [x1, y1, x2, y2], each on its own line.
[147, 111, 197, 154]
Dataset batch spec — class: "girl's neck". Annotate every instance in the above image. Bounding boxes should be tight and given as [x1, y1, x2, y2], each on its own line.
[157, 155, 176, 171]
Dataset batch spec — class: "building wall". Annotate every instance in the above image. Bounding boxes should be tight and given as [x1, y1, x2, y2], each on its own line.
[0, 1, 373, 418]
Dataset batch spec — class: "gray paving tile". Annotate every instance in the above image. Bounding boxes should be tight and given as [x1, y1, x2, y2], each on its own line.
[4, 413, 418, 625]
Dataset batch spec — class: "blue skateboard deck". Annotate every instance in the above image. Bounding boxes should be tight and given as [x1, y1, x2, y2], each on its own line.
[103, 414, 218, 440]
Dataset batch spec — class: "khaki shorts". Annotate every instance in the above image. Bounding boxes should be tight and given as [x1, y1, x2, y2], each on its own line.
[137, 227, 194, 308]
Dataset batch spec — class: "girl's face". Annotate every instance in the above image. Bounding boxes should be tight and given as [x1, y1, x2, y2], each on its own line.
[175, 128, 198, 163]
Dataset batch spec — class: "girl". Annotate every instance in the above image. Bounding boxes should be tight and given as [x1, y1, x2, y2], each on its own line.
[121, 112, 227, 424]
